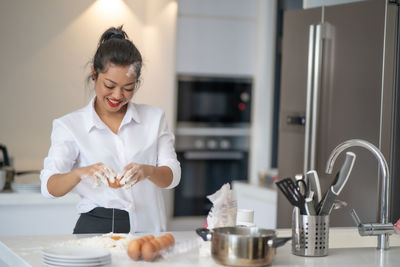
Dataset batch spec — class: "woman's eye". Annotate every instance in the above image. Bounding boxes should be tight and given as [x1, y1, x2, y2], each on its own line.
[104, 84, 114, 89]
[124, 88, 134, 92]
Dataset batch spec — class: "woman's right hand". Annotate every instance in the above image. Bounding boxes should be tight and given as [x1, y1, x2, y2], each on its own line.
[75, 163, 116, 187]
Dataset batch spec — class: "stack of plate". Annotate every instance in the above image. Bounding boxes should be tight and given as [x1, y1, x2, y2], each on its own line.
[11, 182, 40, 193]
[42, 247, 111, 267]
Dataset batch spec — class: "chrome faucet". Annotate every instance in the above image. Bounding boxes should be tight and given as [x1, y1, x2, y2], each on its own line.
[325, 139, 393, 250]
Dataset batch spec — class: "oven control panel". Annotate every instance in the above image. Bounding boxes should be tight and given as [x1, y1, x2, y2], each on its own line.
[175, 129, 249, 152]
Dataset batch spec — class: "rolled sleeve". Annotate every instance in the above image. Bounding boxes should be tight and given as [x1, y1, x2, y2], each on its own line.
[157, 112, 181, 189]
[40, 120, 79, 198]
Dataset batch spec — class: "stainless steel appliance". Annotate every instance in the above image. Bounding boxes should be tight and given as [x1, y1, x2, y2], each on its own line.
[177, 76, 251, 125]
[277, 0, 400, 227]
[174, 75, 252, 217]
[173, 126, 249, 216]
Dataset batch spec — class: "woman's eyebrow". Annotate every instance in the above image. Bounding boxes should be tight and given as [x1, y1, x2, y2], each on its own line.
[104, 78, 117, 84]
[104, 78, 134, 86]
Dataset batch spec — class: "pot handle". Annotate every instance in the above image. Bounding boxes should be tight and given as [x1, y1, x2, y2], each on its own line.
[196, 228, 212, 241]
[15, 170, 40, 176]
[268, 237, 291, 248]
[0, 144, 10, 167]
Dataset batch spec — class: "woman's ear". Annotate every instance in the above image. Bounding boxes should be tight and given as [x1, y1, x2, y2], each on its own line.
[91, 66, 96, 81]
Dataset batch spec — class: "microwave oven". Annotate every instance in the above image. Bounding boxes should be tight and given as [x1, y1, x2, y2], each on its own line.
[177, 76, 252, 125]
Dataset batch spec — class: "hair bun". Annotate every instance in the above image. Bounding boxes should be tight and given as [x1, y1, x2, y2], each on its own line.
[99, 26, 128, 45]
[110, 33, 124, 39]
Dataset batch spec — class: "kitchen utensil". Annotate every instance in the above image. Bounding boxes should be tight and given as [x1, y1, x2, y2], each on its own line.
[276, 177, 307, 214]
[196, 226, 291, 267]
[318, 152, 356, 215]
[306, 170, 322, 203]
[292, 213, 330, 257]
[295, 174, 307, 195]
[333, 199, 347, 210]
[305, 191, 316, 215]
[332, 151, 356, 194]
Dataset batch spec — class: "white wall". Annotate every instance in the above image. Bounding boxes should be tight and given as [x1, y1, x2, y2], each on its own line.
[0, 0, 177, 171]
[249, 0, 277, 184]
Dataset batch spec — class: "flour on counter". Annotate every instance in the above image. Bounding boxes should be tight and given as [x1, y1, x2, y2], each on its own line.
[54, 233, 134, 254]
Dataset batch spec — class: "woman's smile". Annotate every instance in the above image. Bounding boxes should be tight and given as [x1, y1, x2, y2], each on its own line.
[106, 97, 123, 108]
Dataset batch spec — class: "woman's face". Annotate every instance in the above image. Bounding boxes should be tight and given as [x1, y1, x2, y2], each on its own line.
[94, 63, 136, 115]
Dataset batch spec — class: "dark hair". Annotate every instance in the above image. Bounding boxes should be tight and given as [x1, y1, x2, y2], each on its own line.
[89, 26, 142, 87]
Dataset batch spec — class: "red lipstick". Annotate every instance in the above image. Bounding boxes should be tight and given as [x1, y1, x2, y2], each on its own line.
[107, 98, 121, 107]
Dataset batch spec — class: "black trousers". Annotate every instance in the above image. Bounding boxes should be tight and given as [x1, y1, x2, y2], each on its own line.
[73, 207, 130, 234]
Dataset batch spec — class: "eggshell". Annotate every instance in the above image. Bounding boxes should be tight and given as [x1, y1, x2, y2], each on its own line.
[127, 239, 142, 260]
[107, 177, 122, 188]
[150, 239, 162, 251]
[156, 236, 169, 249]
[141, 235, 155, 242]
[141, 241, 156, 261]
[163, 233, 175, 245]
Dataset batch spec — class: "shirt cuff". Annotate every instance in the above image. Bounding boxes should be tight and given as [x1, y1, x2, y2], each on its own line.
[160, 160, 181, 189]
[39, 169, 59, 199]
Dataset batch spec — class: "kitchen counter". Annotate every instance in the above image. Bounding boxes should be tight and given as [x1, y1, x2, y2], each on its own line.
[0, 190, 80, 206]
[1, 228, 400, 266]
[0, 191, 80, 236]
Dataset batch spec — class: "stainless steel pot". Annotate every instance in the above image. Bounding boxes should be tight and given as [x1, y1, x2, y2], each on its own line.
[0, 144, 39, 190]
[196, 227, 290, 266]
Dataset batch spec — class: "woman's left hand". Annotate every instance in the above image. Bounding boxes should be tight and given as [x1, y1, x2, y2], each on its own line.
[118, 163, 155, 189]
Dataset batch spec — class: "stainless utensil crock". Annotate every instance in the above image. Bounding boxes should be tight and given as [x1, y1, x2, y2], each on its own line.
[196, 226, 290, 266]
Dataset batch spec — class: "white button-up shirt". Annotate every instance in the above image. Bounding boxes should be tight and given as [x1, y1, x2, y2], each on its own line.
[40, 97, 181, 233]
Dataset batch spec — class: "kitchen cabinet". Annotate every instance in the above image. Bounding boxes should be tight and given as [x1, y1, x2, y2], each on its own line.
[0, 192, 80, 236]
[176, 0, 258, 76]
[232, 181, 277, 229]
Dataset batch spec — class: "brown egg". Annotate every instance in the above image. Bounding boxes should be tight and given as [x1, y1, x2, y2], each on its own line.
[127, 239, 142, 260]
[163, 233, 175, 245]
[141, 235, 155, 242]
[137, 238, 145, 246]
[107, 177, 122, 188]
[141, 241, 156, 261]
[155, 236, 169, 249]
[150, 239, 162, 251]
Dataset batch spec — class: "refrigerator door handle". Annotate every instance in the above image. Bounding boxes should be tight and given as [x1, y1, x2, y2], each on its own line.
[310, 23, 324, 171]
[304, 25, 316, 174]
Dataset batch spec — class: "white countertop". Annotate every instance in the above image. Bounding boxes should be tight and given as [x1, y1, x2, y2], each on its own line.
[0, 191, 80, 206]
[1, 228, 400, 267]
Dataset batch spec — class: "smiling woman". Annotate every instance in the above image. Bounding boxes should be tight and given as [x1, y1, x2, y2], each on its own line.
[40, 25, 181, 235]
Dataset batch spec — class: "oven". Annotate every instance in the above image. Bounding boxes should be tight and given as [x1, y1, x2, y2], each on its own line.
[173, 75, 252, 217]
[173, 129, 249, 216]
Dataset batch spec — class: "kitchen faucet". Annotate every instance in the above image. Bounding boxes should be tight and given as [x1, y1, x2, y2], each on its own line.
[325, 139, 394, 250]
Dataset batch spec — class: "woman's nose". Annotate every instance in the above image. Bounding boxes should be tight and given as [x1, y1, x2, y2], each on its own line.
[112, 88, 123, 99]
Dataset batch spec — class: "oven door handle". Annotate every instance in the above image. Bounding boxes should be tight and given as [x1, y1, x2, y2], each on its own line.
[183, 151, 244, 160]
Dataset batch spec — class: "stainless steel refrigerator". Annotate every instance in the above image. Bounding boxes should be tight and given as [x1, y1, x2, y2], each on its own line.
[277, 0, 400, 227]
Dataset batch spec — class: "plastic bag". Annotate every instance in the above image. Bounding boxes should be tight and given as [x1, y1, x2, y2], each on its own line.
[205, 183, 237, 229]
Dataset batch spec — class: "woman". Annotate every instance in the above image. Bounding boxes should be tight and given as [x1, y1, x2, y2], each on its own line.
[40, 26, 181, 234]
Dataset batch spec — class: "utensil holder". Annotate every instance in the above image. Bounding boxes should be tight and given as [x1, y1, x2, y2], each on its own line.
[292, 210, 329, 257]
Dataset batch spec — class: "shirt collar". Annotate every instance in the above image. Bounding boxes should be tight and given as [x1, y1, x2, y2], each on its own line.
[86, 97, 141, 133]
[121, 100, 141, 127]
